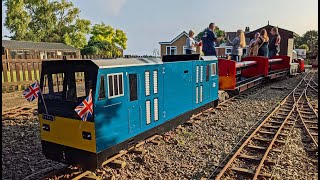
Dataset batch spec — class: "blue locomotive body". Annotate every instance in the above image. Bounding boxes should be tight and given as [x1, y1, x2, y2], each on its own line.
[39, 55, 218, 169]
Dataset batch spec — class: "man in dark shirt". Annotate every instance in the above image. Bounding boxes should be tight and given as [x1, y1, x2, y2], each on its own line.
[201, 23, 218, 56]
[268, 27, 281, 58]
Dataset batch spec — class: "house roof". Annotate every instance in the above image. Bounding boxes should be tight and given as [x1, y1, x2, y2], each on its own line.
[245, 24, 298, 38]
[159, 31, 188, 45]
[2, 40, 79, 51]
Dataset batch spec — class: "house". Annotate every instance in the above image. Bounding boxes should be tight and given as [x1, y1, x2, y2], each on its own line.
[2, 40, 81, 59]
[293, 49, 307, 58]
[245, 23, 299, 60]
[159, 31, 202, 57]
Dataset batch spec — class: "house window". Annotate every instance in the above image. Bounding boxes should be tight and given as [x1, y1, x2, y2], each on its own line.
[211, 63, 217, 76]
[225, 48, 232, 54]
[243, 48, 247, 55]
[183, 46, 187, 54]
[166, 46, 177, 55]
[107, 73, 124, 98]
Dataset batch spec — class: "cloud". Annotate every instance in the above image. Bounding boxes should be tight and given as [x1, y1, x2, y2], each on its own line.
[93, 0, 127, 16]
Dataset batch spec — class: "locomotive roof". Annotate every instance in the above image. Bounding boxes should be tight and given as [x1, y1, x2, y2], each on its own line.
[91, 57, 163, 68]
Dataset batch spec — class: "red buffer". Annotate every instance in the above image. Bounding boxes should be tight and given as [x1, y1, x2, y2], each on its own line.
[218, 56, 267, 91]
[293, 58, 305, 72]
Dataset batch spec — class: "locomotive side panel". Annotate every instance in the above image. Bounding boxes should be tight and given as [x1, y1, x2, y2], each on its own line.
[192, 59, 219, 109]
[94, 64, 164, 153]
[162, 61, 194, 121]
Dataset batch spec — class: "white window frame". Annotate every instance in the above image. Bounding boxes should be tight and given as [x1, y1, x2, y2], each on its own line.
[183, 46, 187, 54]
[107, 73, 124, 99]
[211, 63, 217, 76]
[166, 46, 177, 55]
[225, 47, 232, 55]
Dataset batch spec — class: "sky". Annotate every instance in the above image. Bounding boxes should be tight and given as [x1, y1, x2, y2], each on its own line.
[2, 0, 318, 55]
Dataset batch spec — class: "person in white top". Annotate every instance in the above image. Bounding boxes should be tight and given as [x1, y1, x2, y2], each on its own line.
[185, 30, 199, 54]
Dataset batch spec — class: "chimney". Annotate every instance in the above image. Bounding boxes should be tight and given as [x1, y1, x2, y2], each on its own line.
[245, 27, 250, 32]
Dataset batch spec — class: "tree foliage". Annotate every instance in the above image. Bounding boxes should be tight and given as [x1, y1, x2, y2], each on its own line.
[195, 26, 226, 44]
[298, 44, 309, 52]
[294, 30, 318, 54]
[4, 0, 91, 49]
[81, 22, 127, 57]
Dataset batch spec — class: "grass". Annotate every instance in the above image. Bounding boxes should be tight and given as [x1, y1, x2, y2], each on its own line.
[2, 70, 40, 83]
[2, 71, 84, 83]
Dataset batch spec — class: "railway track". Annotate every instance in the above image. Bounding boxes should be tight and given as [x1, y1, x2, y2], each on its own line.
[297, 88, 318, 148]
[209, 70, 316, 179]
[2, 104, 37, 120]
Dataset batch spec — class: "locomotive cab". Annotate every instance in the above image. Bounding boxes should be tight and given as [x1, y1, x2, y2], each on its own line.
[39, 60, 99, 168]
[39, 60, 98, 120]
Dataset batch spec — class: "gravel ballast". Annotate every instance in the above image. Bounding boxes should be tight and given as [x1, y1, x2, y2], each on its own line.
[3, 74, 317, 180]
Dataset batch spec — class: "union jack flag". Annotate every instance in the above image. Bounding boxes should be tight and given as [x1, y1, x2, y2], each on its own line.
[23, 81, 40, 102]
[74, 90, 93, 121]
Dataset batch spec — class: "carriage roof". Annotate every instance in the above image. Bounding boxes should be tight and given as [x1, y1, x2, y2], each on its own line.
[91, 58, 163, 68]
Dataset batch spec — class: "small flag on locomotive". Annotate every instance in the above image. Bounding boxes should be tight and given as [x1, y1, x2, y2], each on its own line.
[74, 89, 93, 121]
[22, 81, 40, 102]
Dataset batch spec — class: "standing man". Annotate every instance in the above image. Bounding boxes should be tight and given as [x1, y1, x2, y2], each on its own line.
[268, 27, 281, 58]
[201, 23, 218, 56]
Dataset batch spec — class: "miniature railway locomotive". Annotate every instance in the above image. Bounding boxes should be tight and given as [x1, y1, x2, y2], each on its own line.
[38, 54, 219, 169]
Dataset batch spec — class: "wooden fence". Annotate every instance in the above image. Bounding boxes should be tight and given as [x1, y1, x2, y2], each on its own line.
[2, 55, 111, 93]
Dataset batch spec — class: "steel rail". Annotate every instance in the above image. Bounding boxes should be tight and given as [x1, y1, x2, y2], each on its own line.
[214, 71, 313, 180]
[253, 71, 316, 179]
[296, 91, 318, 147]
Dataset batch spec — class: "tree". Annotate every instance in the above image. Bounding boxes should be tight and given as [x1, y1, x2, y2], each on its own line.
[294, 30, 318, 53]
[195, 26, 226, 44]
[298, 44, 309, 52]
[81, 22, 127, 57]
[4, 0, 91, 49]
